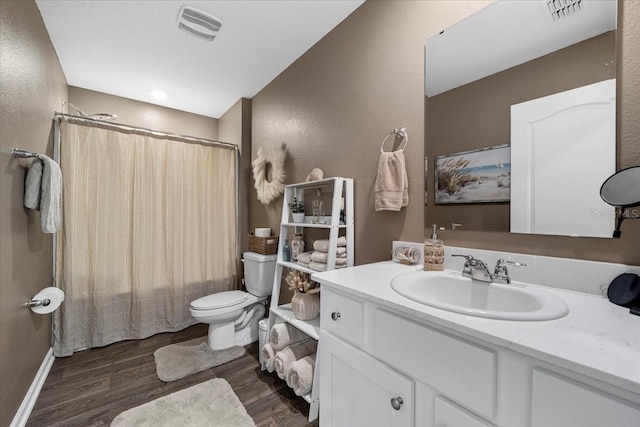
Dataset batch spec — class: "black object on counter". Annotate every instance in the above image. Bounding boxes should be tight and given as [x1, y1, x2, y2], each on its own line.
[607, 273, 640, 316]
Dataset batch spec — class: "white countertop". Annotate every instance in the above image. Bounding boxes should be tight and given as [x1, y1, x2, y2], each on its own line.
[312, 261, 640, 396]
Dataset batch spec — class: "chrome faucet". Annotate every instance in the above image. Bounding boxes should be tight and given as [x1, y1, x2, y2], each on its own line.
[492, 258, 527, 284]
[452, 255, 526, 284]
[452, 254, 493, 282]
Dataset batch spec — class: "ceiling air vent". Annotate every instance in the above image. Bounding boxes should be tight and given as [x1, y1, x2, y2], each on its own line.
[177, 6, 222, 41]
[542, 0, 584, 21]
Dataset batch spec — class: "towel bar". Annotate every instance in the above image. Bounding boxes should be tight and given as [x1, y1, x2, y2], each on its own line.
[12, 148, 43, 162]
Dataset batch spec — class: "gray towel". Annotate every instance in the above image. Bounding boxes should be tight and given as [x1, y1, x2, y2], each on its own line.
[24, 160, 43, 210]
[39, 156, 62, 233]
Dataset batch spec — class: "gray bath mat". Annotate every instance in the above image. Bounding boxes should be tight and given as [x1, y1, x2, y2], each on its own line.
[153, 337, 246, 382]
[111, 378, 255, 426]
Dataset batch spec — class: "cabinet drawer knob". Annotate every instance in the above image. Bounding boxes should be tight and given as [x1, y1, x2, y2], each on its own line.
[331, 312, 341, 321]
[390, 397, 404, 410]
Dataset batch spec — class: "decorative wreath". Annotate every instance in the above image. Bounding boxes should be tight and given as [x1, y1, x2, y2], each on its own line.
[252, 143, 287, 205]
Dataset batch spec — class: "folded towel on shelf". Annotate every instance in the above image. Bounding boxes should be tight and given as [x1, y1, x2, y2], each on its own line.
[296, 251, 313, 265]
[24, 160, 43, 210]
[39, 155, 62, 233]
[311, 251, 347, 264]
[262, 342, 277, 373]
[286, 354, 316, 397]
[273, 340, 317, 380]
[270, 322, 308, 351]
[375, 150, 408, 211]
[297, 261, 310, 269]
[309, 261, 346, 272]
[313, 237, 347, 252]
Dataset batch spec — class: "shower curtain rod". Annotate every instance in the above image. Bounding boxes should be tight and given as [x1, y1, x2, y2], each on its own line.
[54, 113, 238, 151]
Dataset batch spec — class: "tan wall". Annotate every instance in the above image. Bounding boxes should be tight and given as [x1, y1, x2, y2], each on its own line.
[219, 98, 253, 254]
[250, 0, 492, 266]
[0, 1, 68, 425]
[68, 87, 219, 140]
[427, 32, 616, 233]
[436, 0, 640, 266]
[251, 0, 638, 268]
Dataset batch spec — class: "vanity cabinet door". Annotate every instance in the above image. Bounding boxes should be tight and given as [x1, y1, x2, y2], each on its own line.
[434, 396, 495, 427]
[319, 330, 414, 427]
[531, 369, 640, 427]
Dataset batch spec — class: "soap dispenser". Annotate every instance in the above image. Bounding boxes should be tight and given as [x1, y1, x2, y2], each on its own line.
[424, 224, 444, 271]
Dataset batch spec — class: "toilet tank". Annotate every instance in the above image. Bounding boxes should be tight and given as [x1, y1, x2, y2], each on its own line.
[243, 252, 277, 297]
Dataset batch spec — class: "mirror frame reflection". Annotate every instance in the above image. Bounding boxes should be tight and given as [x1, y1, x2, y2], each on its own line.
[424, 0, 618, 238]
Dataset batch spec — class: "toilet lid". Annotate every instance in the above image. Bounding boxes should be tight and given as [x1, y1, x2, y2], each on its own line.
[190, 290, 248, 310]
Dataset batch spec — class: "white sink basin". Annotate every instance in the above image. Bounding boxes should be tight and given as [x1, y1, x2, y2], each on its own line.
[390, 271, 569, 321]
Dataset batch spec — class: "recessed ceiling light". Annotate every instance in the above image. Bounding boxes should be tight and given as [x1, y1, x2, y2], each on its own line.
[150, 89, 167, 99]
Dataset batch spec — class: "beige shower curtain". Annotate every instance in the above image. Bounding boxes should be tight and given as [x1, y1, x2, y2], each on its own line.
[53, 120, 237, 357]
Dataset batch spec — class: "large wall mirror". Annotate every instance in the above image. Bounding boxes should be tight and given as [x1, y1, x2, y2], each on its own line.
[425, 0, 617, 238]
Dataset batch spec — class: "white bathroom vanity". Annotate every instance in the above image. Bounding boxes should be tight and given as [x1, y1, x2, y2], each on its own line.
[312, 257, 640, 427]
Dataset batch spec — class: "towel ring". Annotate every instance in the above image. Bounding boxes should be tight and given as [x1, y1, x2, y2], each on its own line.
[380, 128, 408, 153]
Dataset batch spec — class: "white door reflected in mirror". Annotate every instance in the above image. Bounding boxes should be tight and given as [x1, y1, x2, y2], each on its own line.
[510, 79, 616, 238]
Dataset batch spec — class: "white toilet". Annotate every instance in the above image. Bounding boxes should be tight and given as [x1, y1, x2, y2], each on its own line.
[190, 252, 276, 350]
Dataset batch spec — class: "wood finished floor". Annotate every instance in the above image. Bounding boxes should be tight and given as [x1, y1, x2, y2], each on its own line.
[27, 324, 319, 427]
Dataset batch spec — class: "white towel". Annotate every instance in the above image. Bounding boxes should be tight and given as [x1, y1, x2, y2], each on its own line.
[273, 340, 317, 380]
[270, 323, 308, 351]
[311, 251, 346, 264]
[313, 237, 347, 252]
[286, 354, 316, 396]
[309, 261, 346, 272]
[39, 156, 62, 233]
[375, 150, 408, 211]
[262, 342, 277, 373]
[297, 251, 313, 264]
[297, 261, 310, 269]
[24, 160, 43, 210]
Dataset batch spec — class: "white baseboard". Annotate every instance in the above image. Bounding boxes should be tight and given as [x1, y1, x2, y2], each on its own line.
[10, 347, 54, 427]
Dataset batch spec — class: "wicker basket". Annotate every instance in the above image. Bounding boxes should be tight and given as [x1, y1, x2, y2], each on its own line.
[248, 234, 279, 255]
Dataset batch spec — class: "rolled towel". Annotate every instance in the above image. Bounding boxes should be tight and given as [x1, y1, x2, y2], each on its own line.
[262, 342, 277, 373]
[273, 340, 317, 380]
[309, 261, 346, 272]
[311, 251, 347, 264]
[375, 150, 408, 211]
[24, 160, 43, 210]
[313, 237, 347, 252]
[286, 354, 316, 396]
[296, 251, 314, 264]
[270, 323, 308, 351]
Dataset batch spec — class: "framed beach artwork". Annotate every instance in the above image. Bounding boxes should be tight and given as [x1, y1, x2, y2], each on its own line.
[435, 144, 511, 204]
[424, 156, 428, 205]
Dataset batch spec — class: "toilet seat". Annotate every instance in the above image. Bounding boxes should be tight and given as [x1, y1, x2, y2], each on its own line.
[191, 290, 248, 310]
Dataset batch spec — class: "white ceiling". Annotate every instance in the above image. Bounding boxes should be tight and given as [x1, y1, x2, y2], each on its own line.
[426, 0, 617, 96]
[36, 0, 364, 119]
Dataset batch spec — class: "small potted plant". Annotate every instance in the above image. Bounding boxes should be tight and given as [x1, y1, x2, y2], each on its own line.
[289, 197, 305, 223]
[286, 270, 320, 320]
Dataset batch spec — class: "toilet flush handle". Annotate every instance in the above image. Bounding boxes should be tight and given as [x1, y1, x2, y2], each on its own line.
[331, 312, 341, 321]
